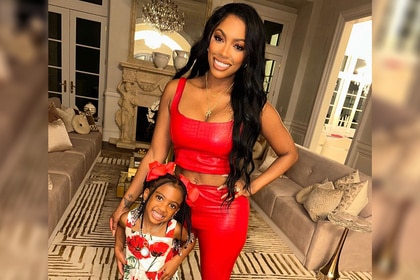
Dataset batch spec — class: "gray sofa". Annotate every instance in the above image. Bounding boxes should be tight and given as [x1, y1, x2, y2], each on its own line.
[48, 129, 102, 237]
[252, 144, 372, 272]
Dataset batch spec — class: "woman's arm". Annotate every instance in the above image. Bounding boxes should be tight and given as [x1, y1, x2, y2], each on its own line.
[109, 79, 179, 235]
[250, 102, 298, 194]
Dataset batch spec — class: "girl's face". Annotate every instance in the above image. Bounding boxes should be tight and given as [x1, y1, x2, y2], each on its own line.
[208, 14, 247, 79]
[143, 183, 183, 225]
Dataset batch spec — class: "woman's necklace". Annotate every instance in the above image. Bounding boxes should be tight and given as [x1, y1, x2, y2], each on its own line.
[204, 72, 234, 121]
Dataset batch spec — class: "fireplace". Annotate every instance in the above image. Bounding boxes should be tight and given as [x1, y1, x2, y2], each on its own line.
[136, 106, 156, 143]
[110, 61, 174, 149]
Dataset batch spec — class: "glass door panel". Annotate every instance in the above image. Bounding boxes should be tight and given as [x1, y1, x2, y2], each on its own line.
[48, 7, 70, 103]
[263, 53, 282, 104]
[263, 20, 283, 47]
[69, 10, 107, 121]
[263, 58, 276, 95]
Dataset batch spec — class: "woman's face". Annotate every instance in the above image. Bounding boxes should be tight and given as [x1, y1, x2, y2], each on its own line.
[208, 14, 247, 79]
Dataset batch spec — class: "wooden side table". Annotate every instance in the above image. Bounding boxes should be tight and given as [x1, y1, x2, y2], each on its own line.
[317, 211, 372, 280]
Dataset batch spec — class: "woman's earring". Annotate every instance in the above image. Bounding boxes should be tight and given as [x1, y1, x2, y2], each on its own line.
[243, 63, 248, 68]
[207, 47, 209, 52]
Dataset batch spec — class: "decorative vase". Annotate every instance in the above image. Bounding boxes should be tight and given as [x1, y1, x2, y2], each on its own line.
[152, 52, 170, 69]
[172, 50, 189, 71]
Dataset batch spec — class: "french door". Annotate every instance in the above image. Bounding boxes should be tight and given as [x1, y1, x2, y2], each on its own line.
[48, 4, 107, 122]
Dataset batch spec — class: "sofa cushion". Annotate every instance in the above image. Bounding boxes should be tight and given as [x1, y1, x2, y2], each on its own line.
[48, 119, 73, 152]
[334, 180, 369, 216]
[303, 182, 343, 222]
[48, 152, 86, 199]
[48, 173, 71, 236]
[252, 178, 302, 217]
[270, 197, 317, 257]
[285, 145, 357, 187]
[64, 137, 96, 172]
[69, 131, 102, 157]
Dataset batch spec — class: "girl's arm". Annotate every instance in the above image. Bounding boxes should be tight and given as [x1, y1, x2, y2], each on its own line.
[109, 80, 179, 236]
[114, 214, 128, 276]
[158, 224, 196, 278]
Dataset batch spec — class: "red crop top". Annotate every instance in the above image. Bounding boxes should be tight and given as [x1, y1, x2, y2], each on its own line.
[170, 78, 232, 174]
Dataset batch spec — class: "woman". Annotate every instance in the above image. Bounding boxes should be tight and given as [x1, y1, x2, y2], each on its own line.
[111, 3, 298, 279]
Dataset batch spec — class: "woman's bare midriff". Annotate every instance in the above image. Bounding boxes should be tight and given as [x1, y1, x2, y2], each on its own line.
[176, 166, 227, 187]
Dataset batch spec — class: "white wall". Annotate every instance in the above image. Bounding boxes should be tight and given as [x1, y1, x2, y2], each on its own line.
[102, 0, 131, 141]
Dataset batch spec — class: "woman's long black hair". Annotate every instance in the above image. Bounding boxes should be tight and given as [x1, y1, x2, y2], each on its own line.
[174, 3, 267, 205]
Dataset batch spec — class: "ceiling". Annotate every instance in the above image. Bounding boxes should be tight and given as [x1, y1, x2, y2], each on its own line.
[265, 0, 313, 9]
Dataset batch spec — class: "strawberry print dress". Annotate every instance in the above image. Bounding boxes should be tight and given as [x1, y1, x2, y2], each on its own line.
[124, 210, 179, 280]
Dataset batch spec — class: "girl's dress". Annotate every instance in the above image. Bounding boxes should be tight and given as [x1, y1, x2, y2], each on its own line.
[124, 210, 179, 280]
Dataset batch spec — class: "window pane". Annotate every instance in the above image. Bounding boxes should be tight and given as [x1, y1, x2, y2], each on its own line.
[347, 81, 360, 95]
[76, 46, 100, 73]
[76, 18, 101, 48]
[48, 67, 62, 92]
[75, 72, 99, 99]
[357, 97, 366, 110]
[48, 92, 62, 102]
[263, 59, 276, 94]
[48, 12, 61, 40]
[263, 20, 283, 47]
[340, 55, 348, 72]
[343, 95, 356, 108]
[48, 40, 62, 67]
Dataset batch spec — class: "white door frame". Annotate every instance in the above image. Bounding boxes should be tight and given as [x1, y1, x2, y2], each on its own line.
[304, 4, 371, 151]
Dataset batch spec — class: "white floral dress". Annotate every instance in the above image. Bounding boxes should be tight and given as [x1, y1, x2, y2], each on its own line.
[124, 210, 179, 280]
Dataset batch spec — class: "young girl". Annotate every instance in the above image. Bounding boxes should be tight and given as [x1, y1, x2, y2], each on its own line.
[114, 161, 195, 280]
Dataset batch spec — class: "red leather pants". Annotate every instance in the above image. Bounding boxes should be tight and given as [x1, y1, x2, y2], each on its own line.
[189, 184, 249, 280]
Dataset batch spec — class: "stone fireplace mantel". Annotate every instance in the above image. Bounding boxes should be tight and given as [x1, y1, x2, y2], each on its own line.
[110, 61, 175, 149]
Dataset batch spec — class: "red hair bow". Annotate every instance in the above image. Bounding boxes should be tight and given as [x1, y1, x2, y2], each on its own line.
[179, 174, 199, 207]
[146, 161, 176, 181]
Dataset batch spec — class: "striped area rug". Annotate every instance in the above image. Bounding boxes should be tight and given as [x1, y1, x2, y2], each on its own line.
[48, 152, 372, 280]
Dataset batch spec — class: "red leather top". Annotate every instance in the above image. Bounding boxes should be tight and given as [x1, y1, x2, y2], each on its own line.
[170, 78, 232, 174]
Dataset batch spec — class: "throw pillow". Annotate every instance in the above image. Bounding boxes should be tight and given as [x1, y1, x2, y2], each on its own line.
[258, 146, 277, 172]
[56, 105, 75, 132]
[48, 119, 73, 152]
[72, 114, 90, 134]
[334, 180, 369, 216]
[84, 110, 99, 132]
[334, 170, 360, 185]
[303, 182, 343, 222]
[48, 104, 60, 123]
[295, 178, 330, 204]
